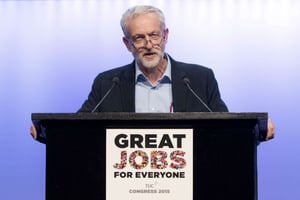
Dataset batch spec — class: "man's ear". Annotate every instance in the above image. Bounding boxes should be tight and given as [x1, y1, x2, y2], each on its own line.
[163, 28, 169, 43]
[122, 37, 132, 52]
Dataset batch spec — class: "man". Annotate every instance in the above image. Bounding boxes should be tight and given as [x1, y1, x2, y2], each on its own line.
[78, 5, 227, 113]
[30, 5, 275, 141]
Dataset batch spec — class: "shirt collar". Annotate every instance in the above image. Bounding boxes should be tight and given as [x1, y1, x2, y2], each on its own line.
[135, 54, 172, 84]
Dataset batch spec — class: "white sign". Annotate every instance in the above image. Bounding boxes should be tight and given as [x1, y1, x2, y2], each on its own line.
[106, 129, 193, 200]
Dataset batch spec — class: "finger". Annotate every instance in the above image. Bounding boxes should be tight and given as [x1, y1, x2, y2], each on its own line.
[266, 119, 275, 140]
[30, 124, 37, 139]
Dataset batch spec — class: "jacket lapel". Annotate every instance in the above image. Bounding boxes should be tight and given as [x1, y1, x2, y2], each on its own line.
[170, 57, 188, 112]
[119, 63, 135, 112]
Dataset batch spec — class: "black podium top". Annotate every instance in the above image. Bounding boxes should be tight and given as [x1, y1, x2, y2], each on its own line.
[32, 112, 268, 141]
[32, 112, 267, 121]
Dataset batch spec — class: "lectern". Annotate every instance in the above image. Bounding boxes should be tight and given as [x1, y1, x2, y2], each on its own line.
[32, 112, 267, 200]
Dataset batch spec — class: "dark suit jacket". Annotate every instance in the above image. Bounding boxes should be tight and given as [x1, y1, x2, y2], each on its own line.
[79, 55, 228, 112]
[35, 56, 228, 143]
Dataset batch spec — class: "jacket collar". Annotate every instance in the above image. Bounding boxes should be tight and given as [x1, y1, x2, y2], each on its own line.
[120, 54, 188, 112]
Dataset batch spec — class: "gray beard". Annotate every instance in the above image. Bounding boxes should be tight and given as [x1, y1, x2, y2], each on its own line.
[135, 52, 164, 70]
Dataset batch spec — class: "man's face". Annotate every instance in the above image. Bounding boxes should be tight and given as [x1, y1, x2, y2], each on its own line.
[123, 13, 168, 70]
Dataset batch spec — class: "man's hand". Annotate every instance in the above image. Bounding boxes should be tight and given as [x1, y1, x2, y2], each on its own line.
[30, 124, 37, 140]
[266, 119, 275, 140]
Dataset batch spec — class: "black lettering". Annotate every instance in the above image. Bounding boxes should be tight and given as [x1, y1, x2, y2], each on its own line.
[145, 134, 157, 148]
[173, 134, 186, 148]
[130, 134, 144, 148]
[115, 134, 128, 148]
[158, 134, 173, 148]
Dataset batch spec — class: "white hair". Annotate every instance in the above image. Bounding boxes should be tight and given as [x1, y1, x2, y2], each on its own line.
[120, 5, 166, 38]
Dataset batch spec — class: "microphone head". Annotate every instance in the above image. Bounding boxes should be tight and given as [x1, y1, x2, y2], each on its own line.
[182, 77, 191, 84]
[112, 76, 120, 85]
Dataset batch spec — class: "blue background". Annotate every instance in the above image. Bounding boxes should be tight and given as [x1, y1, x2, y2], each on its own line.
[0, 0, 299, 199]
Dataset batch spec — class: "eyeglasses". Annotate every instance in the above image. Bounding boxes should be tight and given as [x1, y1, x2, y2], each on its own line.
[129, 32, 163, 49]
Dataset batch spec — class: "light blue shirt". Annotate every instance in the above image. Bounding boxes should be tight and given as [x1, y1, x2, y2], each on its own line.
[135, 55, 172, 113]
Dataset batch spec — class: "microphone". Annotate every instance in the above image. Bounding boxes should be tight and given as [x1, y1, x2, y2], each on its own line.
[91, 76, 120, 112]
[182, 77, 213, 112]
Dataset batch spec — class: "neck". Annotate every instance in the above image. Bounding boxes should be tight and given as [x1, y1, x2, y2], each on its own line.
[140, 57, 167, 85]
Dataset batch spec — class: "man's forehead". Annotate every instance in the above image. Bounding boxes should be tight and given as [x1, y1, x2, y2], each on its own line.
[127, 13, 161, 34]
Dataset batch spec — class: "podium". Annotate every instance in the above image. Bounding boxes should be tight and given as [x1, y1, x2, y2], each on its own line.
[32, 112, 267, 200]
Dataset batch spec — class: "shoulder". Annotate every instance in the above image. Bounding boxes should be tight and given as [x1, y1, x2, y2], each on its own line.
[169, 55, 214, 78]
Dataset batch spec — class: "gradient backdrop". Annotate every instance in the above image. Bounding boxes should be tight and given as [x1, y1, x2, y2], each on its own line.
[0, 0, 299, 199]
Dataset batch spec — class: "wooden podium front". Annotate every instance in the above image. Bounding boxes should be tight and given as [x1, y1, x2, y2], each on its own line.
[32, 112, 267, 200]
